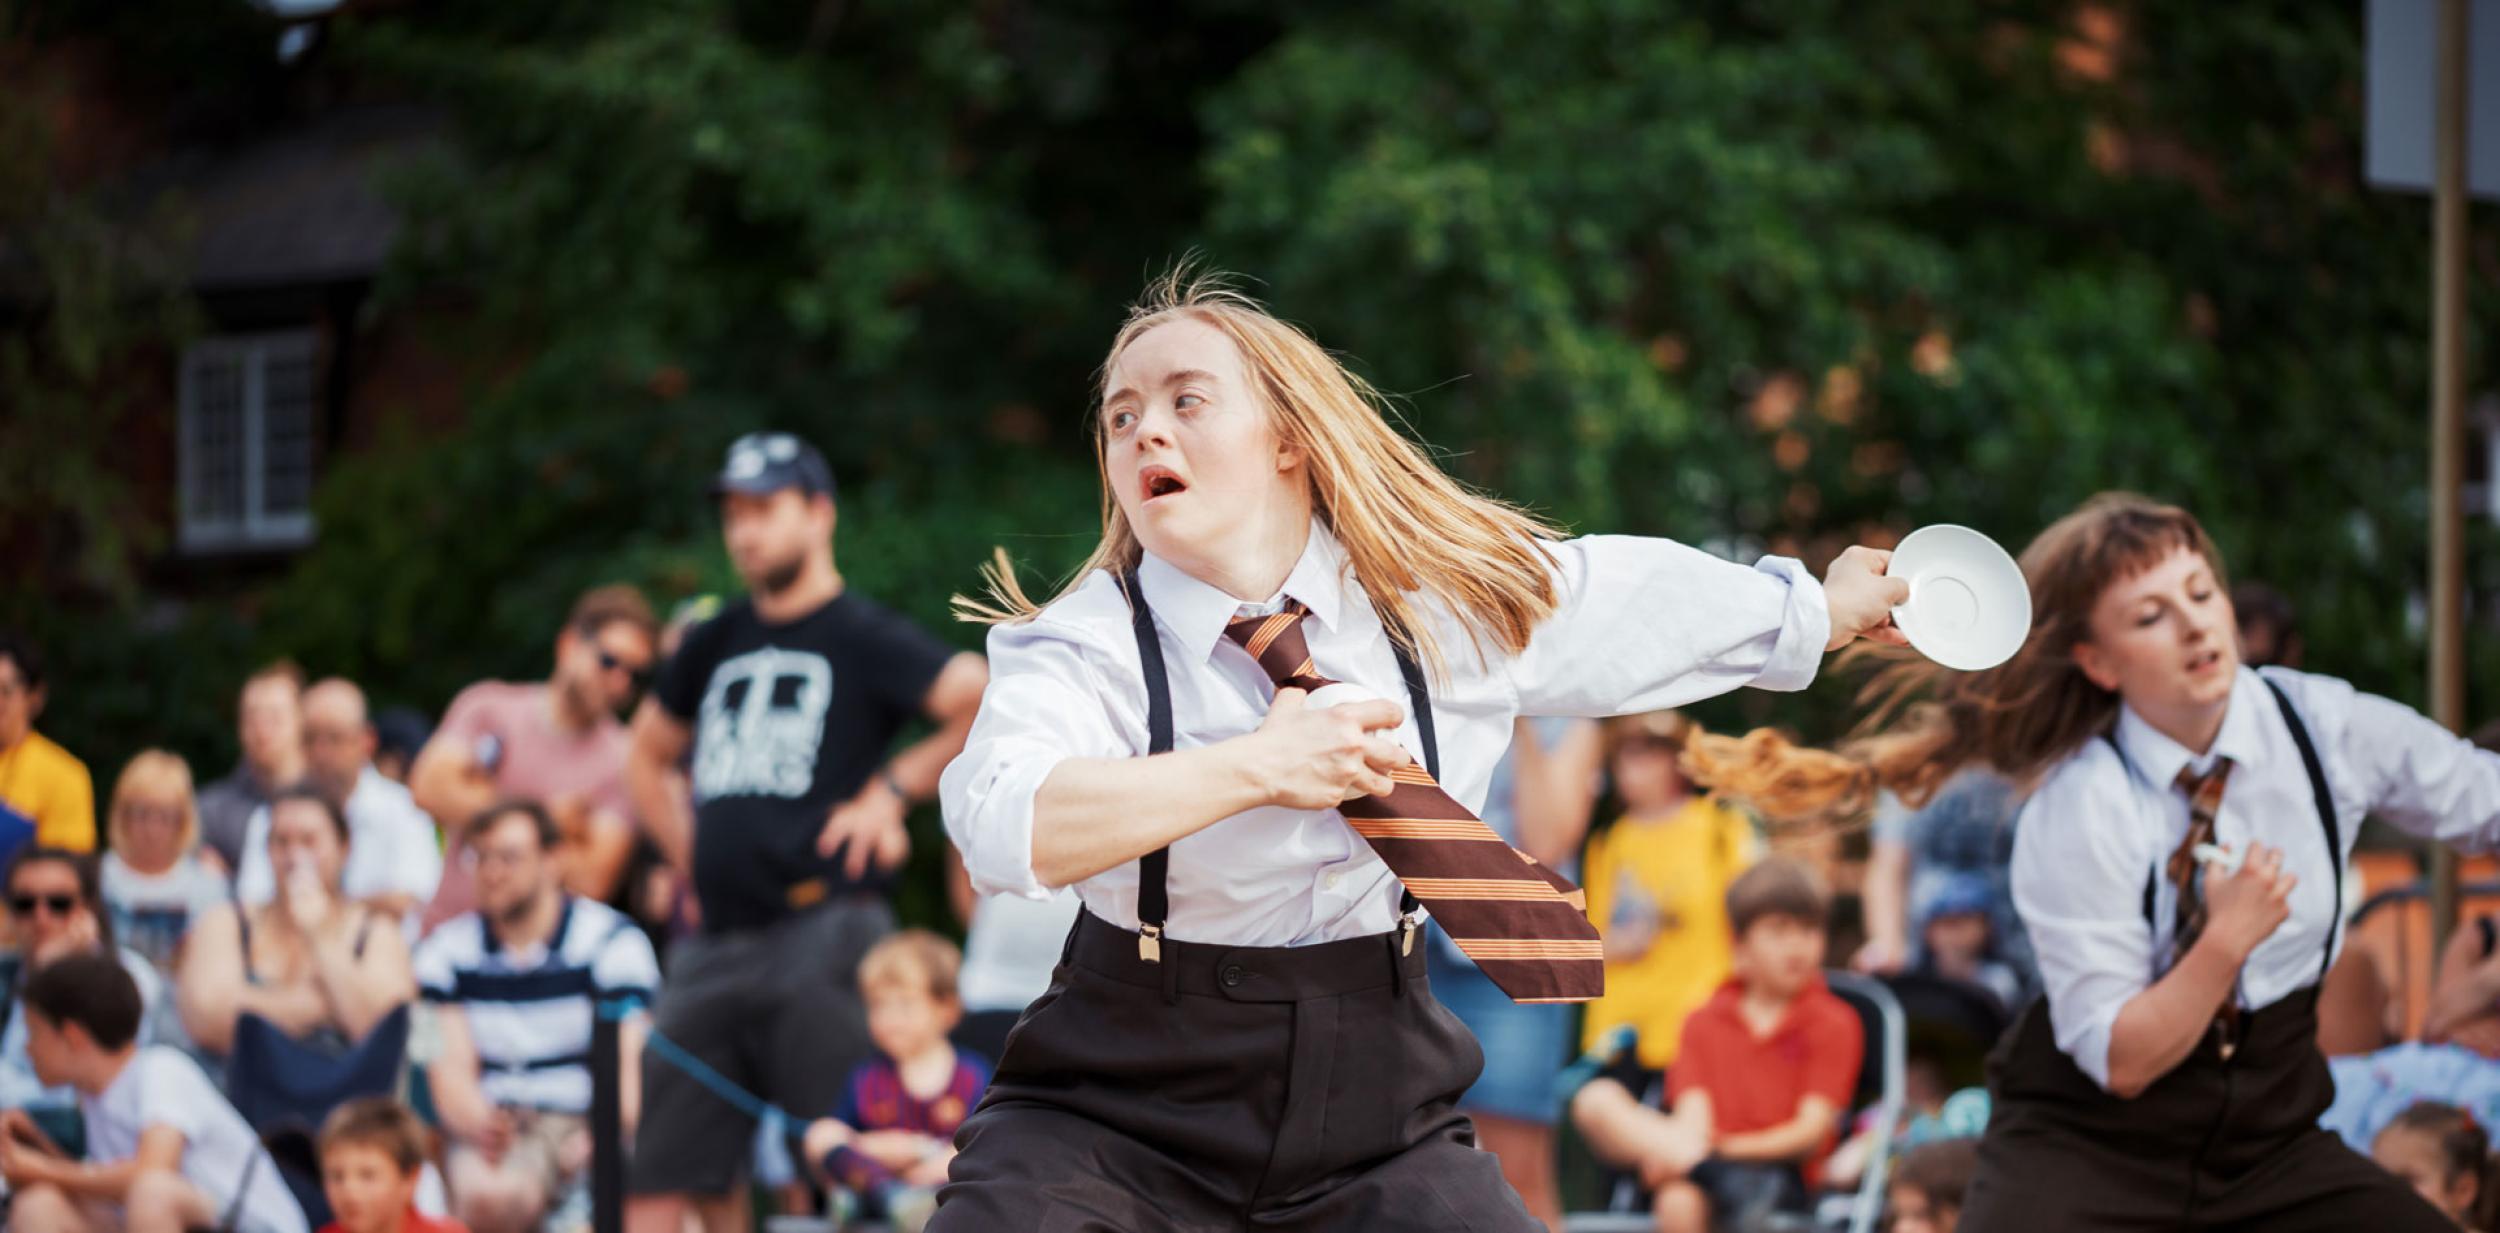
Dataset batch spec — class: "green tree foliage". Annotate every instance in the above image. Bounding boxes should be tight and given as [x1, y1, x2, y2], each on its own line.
[8, 2, 2493, 898]
[1198, 0, 2496, 732]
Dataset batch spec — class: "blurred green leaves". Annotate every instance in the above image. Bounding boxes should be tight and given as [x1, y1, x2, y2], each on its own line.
[10, 0, 2495, 810]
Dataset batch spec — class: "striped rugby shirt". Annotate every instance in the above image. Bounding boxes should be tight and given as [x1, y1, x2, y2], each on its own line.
[414, 896, 660, 1113]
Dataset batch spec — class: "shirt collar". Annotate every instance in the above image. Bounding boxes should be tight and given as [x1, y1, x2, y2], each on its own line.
[1704, 972, 1832, 1039]
[1134, 522, 1351, 663]
[486, 894, 574, 960]
[2112, 666, 2269, 789]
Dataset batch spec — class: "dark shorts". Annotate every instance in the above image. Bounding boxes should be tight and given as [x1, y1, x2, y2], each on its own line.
[1688, 1158, 1809, 1224]
[628, 899, 892, 1196]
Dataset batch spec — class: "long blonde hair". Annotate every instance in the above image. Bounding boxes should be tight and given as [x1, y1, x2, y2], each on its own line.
[955, 266, 1564, 676]
[1607, 711, 1877, 833]
[1850, 492, 2228, 805]
[107, 748, 200, 857]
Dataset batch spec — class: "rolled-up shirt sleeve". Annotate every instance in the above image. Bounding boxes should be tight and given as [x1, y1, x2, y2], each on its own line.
[2324, 677, 2500, 852]
[2013, 753, 2157, 1091]
[940, 616, 1134, 901]
[1509, 535, 1831, 716]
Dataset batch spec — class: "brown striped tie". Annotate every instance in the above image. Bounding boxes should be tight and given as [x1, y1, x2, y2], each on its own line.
[1226, 603, 1603, 1003]
[2168, 758, 2241, 1040]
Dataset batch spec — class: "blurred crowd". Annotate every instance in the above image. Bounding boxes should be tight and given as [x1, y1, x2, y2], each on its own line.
[0, 536, 2492, 1233]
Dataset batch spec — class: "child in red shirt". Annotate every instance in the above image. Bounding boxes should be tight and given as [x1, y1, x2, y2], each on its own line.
[319, 1098, 469, 1233]
[1570, 858, 1864, 1232]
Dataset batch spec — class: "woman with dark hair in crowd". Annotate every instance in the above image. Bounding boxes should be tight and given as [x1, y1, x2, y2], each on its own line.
[177, 787, 414, 1057]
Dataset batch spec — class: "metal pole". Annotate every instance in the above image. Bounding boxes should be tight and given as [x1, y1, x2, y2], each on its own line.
[2428, 0, 2471, 955]
[592, 1004, 625, 1233]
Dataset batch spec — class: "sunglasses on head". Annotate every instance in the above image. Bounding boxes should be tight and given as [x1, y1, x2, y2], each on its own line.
[10, 893, 77, 917]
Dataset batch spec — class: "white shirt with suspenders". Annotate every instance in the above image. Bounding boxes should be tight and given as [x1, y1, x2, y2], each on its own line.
[933, 522, 1833, 1231]
[2013, 664, 2500, 1091]
[942, 522, 1832, 944]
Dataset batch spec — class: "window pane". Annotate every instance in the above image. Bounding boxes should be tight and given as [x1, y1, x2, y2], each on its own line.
[260, 346, 316, 518]
[186, 355, 246, 528]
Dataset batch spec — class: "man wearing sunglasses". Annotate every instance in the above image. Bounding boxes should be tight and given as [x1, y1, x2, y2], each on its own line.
[413, 585, 660, 930]
[0, 848, 168, 1123]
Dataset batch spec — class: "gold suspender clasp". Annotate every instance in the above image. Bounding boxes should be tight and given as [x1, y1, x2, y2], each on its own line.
[1139, 922, 1163, 964]
[1400, 913, 1419, 957]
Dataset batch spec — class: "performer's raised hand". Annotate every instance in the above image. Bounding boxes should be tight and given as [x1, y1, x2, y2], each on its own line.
[1245, 686, 1411, 810]
[1822, 544, 1912, 651]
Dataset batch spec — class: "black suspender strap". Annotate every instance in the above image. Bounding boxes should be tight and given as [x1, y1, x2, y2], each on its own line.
[1118, 571, 1442, 969]
[1390, 638, 1434, 922]
[1121, 569, 1177, 973]
[2109, 681, 2346, 992]
[2263, 677, 2345, 992]
[2103, 733, 2163, 932]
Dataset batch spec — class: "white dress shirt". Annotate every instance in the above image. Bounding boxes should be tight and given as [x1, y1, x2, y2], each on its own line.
[236, 765, 444, 929]
[2014, 665, 2500, 1090]
[941, 523, 1830, 947]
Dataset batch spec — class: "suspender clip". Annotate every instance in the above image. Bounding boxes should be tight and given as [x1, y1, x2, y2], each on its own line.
[1138, 922, 1162, 964]
[1400, 914, 1418, 957]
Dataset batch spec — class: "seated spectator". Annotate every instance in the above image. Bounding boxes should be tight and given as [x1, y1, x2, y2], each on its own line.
[1852, 770, 2032, 1001]
[1886, 1138, 1979, 1233]
[1907, 873, 2022, 1011]
[1580, 712, 1760, 1079]
[1569, 859, 1864, 1233]
[238, 680, 442, 930]
[199, 662, 309, 875]
[99, 750, 231, 979]
[2425, 909, 2500, 1059]
[411, 584, 656, 929]
[2373, 1101, 2499, 1231]
[0, 630, 93, 855]
[318, 1097, 469, 1233]
[370, 708, 432, 789]
[177, 788, 416, 1058]
[0, 848, 171, 1129]
[413, 800, 657, 1233]
[800, 930, 991, 1233]
[2, 951, 306, 1232]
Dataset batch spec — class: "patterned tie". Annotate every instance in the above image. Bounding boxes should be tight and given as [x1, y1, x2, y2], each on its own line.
[2166, 759, 2235, 957]
[2167, 758, 2239, 1038]
[1225, 602, 1603, 1003]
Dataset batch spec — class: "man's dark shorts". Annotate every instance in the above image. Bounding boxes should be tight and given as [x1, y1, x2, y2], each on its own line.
[629, 899, 892, 1196]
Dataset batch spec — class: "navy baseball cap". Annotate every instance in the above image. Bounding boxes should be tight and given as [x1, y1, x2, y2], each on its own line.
[709, 432, 836, 499]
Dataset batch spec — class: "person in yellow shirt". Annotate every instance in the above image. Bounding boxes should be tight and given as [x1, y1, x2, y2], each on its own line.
[1582, 711, 1760, 1076]
[0, 634, 94, 854]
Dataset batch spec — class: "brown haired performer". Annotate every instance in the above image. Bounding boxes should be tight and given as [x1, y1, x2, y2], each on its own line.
[1857, 492, 2500, 1231]
[933, 269, 1908, 1230]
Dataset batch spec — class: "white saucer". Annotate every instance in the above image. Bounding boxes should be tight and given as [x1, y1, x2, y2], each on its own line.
[1888, 524, 2030, 671]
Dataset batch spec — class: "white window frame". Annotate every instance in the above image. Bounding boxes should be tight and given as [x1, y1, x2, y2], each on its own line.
[177, 329, 319, 552]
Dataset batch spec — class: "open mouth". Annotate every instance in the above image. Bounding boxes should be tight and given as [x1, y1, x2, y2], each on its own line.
[2187, 647, 2224, 674]
[1140, 464, 1189, 503]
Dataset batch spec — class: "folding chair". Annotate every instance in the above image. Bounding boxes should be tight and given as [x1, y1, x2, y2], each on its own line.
[1559, 972, 1906, 1233]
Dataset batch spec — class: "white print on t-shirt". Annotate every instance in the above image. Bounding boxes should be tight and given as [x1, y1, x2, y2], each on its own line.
[693, 647, 834, 801]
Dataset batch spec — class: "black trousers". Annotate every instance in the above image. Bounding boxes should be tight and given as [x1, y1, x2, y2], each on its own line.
[932, 910, 1538, 1232]
[1961, 995, 2451, 1232]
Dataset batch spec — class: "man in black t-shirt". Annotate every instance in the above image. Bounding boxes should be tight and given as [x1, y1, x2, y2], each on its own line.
[623, 432, 988, 1232]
